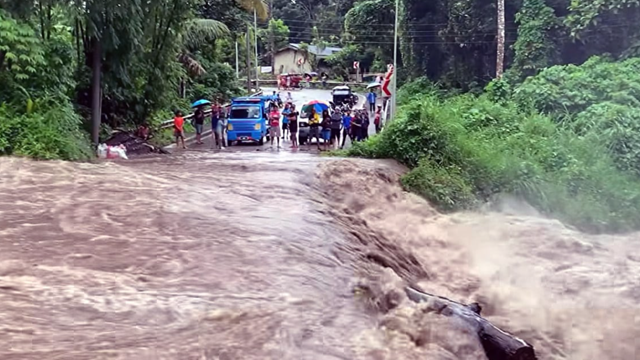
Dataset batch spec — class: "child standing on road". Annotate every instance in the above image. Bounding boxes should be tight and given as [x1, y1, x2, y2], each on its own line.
[173, 110, 186, 149]
[281, 103, 291, 141]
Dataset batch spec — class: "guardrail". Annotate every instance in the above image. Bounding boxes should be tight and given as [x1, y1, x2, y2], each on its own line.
[381, 98, 391, 126]
[159, 90, 264, 129]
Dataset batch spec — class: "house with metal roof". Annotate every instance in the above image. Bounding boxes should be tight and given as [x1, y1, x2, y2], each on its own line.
[273, 43, 342, 74]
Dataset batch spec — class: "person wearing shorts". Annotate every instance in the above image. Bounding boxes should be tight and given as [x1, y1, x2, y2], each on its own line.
[281, 103, 291, 140]
[173, 110, 186, 149]
[194, 107, 205, 144]
[269, 104, 281, 149]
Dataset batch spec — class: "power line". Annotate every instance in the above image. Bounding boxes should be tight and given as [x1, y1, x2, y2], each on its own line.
[262, 17, 518, 28]
[286, 38, 518, 45]
[267, 24, 522, 35]
[261, 16, 640, 31]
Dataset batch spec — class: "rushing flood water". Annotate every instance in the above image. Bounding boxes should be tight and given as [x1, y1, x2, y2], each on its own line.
[0, 153, 381, 360]
[1, 153, 640, 359]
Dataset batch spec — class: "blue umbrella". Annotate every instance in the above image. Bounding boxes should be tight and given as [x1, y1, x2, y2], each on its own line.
[191, 99, 211, 108]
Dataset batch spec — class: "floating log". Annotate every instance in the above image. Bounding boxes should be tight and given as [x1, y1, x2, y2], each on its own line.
[405, 287, 537, 360]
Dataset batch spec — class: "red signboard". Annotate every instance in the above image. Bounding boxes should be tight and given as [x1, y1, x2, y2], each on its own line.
[382, 64, 394, 97]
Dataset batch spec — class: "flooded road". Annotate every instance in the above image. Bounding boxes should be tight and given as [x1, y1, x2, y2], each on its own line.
[0, 153, 387, 360]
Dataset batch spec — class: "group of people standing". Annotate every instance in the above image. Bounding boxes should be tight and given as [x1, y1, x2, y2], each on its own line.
[270, 100, 382, 151]
[268, 101, 300, 149]
[172, 91, 384, 151]
[310, 106, 382, 151]
[172, 101, 225, 150]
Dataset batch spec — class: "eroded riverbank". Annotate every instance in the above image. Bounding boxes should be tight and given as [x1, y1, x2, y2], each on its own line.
[318, 159, 640, 360]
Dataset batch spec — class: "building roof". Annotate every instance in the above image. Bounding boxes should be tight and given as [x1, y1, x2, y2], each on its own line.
[278, 43, 343, 57]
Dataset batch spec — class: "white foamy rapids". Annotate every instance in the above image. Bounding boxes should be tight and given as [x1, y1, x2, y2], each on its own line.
[318, 159, 640, 360]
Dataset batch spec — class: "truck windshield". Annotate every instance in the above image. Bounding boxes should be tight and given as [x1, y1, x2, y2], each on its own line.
[230, 106, 261, 119]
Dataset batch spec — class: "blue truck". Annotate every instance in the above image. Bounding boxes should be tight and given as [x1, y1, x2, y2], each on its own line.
[226, 95, 274, 146]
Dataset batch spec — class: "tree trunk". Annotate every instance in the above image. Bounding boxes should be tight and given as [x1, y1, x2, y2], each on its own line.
[90, 36, 103, 146]
[269, 0, 275, 73]
[405, 287, 537, 360]
[246, 28, 252, 93]
[496, 0, 505, 78]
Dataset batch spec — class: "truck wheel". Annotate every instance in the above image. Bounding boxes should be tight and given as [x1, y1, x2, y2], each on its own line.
[258, 136, 264, 146]
[299, 135, 307, 145]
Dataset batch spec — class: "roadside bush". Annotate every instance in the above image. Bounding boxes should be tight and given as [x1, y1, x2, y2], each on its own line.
[401, 160, 478, 211]
[0, 98, 92, 161]
[513, 56, 640, 114]
[513, 56, 640, 176]
[348, 79, 640, 233]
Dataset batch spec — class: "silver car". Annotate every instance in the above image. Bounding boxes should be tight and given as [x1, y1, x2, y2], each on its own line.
[298, 109, 310, 145]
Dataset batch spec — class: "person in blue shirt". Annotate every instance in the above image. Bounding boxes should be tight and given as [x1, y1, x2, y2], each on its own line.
[367, 90, 377, 113]
[281, 103, 291, 140]
[340, 110, 353, 149]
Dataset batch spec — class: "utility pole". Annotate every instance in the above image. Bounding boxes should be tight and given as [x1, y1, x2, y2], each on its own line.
[246, 28, 252, 93]
[254, 9, 260, 90]
[269, 0, 275, 73]
[496, 0, 505, 78]
[235, 41, 239, 78]
[391, 0, 399, 119]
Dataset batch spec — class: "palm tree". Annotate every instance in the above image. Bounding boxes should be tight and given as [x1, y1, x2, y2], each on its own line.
[236, 0, 268, 20]
[179, 18, 230, 77]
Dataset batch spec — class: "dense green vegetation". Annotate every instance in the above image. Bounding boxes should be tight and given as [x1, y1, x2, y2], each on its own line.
[320, 0, 640, 233]
[0, 0, 257, 160]
[349, 59, 640, 233]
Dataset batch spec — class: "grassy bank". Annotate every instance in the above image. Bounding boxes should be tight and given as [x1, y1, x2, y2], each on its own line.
[0, 98, 93, 161]
[347, 70, 640, 233]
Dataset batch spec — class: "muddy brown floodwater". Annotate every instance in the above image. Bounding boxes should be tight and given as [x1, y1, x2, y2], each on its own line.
[1, 152, 640, 360]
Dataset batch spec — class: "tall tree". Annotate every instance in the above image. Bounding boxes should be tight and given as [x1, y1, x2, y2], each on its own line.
[496, 0, 505, 78]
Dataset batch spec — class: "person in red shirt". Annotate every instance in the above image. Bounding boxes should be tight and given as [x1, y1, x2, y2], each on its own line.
[269, 103, 281, 149]
[173, 110, 186, 149]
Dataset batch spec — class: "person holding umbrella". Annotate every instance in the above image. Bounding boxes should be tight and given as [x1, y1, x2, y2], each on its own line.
[367, 89, 377, 113]
[191, 99, 211, 145]
[301, 100, 330, 151]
